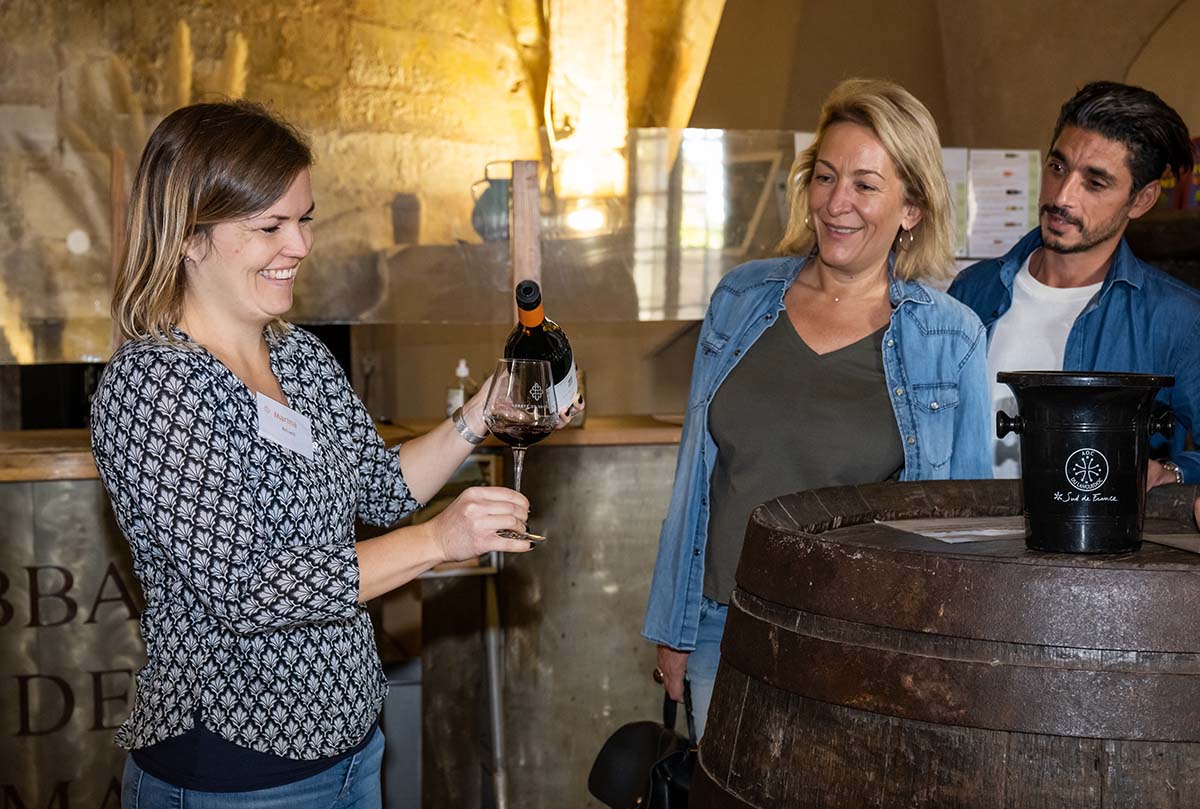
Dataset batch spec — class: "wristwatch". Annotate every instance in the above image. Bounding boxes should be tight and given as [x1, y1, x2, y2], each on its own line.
[1160, 460, 1183, 485]
[452, 406, 487, 445]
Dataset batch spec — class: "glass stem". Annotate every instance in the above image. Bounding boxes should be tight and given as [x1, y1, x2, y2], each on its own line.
[511, 447, 527, 492]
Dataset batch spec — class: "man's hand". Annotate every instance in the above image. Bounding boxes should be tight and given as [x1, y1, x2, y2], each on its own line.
[656, 645, 689, 703]
[1146, 460, 1179, 491]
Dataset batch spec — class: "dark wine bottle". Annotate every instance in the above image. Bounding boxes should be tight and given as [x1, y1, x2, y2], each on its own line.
[503, 280, 578, 409]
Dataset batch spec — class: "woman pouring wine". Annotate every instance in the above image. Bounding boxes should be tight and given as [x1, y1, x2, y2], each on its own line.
[90, 100, 580, 807]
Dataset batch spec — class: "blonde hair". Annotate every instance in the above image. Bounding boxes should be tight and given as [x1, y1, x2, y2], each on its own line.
[777, 78, 955, 281]
[112, 101, 312, 341]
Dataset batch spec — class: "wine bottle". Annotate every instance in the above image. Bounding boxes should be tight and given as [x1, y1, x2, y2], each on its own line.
[504, 280, 578, 409]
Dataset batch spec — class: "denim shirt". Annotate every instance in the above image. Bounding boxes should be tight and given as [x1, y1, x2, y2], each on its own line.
[949, 228, 1200, 483]
[642, 256, 992, 651]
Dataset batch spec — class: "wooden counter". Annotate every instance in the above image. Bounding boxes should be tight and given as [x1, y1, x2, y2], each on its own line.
[0, 415, 683, 482]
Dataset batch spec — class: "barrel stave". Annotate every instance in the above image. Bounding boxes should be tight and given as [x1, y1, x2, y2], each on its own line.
[698, 481, 1200, 808]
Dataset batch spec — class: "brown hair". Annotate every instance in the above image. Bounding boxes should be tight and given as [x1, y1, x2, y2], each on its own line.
[777, 79, 955, 281]
[112, 101, 313, 340]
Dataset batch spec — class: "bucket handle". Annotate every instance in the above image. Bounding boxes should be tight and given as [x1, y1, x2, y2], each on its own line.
[996, 411, 1023, 439]
[1150, 406, 1175, 439]
[997, 407, 1175, 439]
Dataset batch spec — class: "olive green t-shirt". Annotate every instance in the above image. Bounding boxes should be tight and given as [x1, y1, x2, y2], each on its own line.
[703, 315, 904, 603]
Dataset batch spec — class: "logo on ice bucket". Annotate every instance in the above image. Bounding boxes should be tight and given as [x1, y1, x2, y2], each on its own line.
[1065, 448, 1109, 492]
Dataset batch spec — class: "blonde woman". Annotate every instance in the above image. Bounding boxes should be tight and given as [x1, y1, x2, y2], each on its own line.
[92, 101, 539, 806]
[643, 79, 992, 738]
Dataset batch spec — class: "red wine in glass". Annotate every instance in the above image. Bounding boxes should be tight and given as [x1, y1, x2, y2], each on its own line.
[483, 358, 559, 541]
[489, 422, 554, 449]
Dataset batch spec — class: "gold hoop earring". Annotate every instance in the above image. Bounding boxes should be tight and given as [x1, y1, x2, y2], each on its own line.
[896, 228, 914, 252]
[804, 213, 814, 232]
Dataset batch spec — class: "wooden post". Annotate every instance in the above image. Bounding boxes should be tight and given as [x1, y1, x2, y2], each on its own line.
[110, 147, 127, 350]
[509, 160, 541, 320]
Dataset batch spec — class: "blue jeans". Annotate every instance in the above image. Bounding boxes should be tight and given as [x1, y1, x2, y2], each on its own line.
[121, 728, 384, 809]
[686, 596, 728, 739]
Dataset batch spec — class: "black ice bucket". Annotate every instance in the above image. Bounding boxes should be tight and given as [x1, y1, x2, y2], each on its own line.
[996, 371, 1174, 554]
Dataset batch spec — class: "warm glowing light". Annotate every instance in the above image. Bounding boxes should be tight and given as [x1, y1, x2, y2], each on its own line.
[556, 139, 627, 199]
[564, 205, 606, 233]
[546, 0, 628, 200]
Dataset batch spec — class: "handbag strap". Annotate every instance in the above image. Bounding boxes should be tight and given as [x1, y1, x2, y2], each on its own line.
[661, 691, 677, 730]
[661, 681, 699, 744]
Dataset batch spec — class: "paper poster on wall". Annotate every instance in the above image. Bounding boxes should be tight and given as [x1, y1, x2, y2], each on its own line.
[967, 149, 1041, 258]
[941, 148, 969, 258]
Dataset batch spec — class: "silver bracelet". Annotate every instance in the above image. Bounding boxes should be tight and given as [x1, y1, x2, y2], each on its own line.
[452, 406, 486, 445]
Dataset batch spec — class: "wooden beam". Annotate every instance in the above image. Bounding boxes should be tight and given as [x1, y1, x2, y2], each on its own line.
[510, 160, 541, 319]
[110, 147, 127, 350]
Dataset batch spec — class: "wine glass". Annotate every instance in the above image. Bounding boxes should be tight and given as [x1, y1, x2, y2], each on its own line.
[483, 358, 559, 540]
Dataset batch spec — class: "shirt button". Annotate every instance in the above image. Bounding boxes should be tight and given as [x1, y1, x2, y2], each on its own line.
[930, 401, 940, 410]
[895, 387, 905, 396]
[907, 435, 917, 445]
[693, 548, 702, 557]
[886, 339, 895, 347]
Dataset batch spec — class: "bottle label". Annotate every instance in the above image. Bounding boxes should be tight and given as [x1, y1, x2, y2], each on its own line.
[553, 363, 578, 410]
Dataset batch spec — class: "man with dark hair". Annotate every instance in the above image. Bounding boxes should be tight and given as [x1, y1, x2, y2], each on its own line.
[950, 81, 1200, 485]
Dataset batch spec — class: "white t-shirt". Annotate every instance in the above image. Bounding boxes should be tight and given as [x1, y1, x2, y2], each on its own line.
[987, 254, 1103, 478]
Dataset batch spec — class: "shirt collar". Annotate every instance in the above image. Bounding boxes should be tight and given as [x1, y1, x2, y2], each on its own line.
[767, 255, 807, 283]
[886, 251, 933, 306]
[888, 272, 933, 307]
[1001, 227, 1144, 294]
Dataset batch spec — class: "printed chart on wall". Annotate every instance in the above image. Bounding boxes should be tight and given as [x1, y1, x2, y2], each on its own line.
[967, 149, 1041, 259]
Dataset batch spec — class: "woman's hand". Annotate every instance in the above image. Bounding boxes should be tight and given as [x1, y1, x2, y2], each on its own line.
[656, 645, 689, 703]
[426, 486, 533, 561]
[1194, 497, 1199, 529]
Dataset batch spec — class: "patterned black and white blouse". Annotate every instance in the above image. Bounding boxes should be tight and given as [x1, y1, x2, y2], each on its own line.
[90, 325, 421, 760]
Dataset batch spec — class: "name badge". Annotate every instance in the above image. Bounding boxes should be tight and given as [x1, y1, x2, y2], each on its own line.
[257, 392, 314, 459]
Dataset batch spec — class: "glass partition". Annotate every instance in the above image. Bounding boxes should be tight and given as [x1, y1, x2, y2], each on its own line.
[0, 126, 801, 362]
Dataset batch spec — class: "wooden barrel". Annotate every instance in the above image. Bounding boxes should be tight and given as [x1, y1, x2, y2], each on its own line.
[694, 480, 1200, 809]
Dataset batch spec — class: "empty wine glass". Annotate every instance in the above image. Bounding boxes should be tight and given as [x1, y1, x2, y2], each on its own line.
[483, 358, 559, 540]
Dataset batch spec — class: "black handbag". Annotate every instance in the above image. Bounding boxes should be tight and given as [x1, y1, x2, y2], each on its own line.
[588, 685, 698, 808]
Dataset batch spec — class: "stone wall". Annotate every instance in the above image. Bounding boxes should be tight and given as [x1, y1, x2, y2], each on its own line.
[0, 0, 542, 361]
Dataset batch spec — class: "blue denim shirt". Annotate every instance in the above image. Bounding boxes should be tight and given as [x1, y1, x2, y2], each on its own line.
[642, 256, 992, 651]
[948, 228, 1200, 483]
